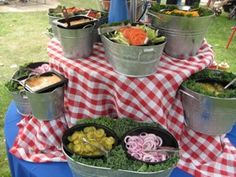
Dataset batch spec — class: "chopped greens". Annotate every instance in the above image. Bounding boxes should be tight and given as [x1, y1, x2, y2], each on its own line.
[5, 80, 23, 92]
[5, 64, 31, 92]
[72, 118, 178, 172]
[182, 69, 236, 98]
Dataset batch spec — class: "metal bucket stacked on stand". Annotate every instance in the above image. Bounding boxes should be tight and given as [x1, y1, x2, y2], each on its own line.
[24, 71, 67, 121]
[54, 15, 98, 59]
[101, 34, 166, 77]
[5, 62, 67, 121]
[179, 69, 236, 136]
[5, 62, 49, 116]
[26, 85, 65, 121]
[57, 24, 94, 59]
[148, 5, 215, 59]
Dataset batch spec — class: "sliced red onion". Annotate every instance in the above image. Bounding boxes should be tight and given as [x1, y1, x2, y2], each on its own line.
[124, 132, 168, 163]
[32, 64, 51, 74]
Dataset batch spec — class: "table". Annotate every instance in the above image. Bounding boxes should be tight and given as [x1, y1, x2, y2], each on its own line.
[6, 38, 236, 177]
[5, 102, 193, 177]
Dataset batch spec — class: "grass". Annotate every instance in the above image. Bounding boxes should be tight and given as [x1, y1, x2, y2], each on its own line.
[0, 12, 49, 177]
[59, 0, 103, 10]
[0, 4, 235, 177]
[206, 14, 236, 70]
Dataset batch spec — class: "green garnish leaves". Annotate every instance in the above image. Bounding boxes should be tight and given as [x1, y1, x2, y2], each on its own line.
[5, 63, 32, 92]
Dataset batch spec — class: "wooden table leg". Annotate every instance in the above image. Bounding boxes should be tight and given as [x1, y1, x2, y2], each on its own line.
[226, 26, 236, 49]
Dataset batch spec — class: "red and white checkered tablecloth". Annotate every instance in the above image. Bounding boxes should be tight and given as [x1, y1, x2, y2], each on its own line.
[10, 38, 236, 177]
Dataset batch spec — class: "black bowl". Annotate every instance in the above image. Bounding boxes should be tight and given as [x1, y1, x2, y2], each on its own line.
[62, 123, 119, 158]
[26, 62, 49, 69]
[121, 126, 179, 165]
[12, 62, 49, 80]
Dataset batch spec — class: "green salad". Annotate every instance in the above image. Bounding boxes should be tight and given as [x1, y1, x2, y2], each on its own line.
[104, 24, 165, 46]
[71, 117, 178, 172]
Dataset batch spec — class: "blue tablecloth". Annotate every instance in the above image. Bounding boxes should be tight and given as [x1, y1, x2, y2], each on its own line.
[4, 102, 74, 177]
[6, 101, 235, 177]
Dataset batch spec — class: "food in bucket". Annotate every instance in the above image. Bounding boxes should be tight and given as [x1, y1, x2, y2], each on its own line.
[56, 15, 97, 29]
[163, 9, 200, 17]
[182, 69, 236, 98]
[67, 126, 115, 156]
[48, 5, 87, 17]
[124, 133, 169, 163]
[150, 3, 214, 17]
[62, 18, 92, 27]
[105, 24, 165, 46]
[48, 5, 106, 19]
[5, 63, 51, 92]
[25, 72, 62, 93]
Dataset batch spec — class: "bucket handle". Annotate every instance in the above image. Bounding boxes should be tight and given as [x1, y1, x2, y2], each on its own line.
[179, 89, 200, 102]
[147, 11, 162, 21]
[52, 19, 68, 28]
[136, 0, 149, 22]
[138, 48, 155, 61]
[83, 24, 95, 32]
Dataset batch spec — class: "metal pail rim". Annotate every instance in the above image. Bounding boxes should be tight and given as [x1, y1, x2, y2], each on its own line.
[180, 85, 236, 101]
[148, 10, 215, 20]
[26, 85, 64, 95]
[62, 146, 174, 175]
[102, 35, 166, 49]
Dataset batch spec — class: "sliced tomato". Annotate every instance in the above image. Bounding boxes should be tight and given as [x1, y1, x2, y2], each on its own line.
[130, 34, 147, 46]
[119, 26, 147, 46]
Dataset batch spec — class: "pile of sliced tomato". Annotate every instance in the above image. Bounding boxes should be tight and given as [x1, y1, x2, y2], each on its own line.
[119, 27, 148, 46]
[66, 7, 86, 14]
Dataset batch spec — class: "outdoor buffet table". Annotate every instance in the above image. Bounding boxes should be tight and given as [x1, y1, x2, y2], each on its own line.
[5, 38, 236, 177]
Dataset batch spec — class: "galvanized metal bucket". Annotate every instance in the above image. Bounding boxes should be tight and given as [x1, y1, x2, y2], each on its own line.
[180, 86, 236, 135]
[10, 90, 32, 116]
[25, 86, 64, 121]
[56, 23, 95, 59]
[62, 146, 173, 177]
[148, 10, 215, 59]
[101, 35, 166, 77]
[48, 15, 60, 39]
